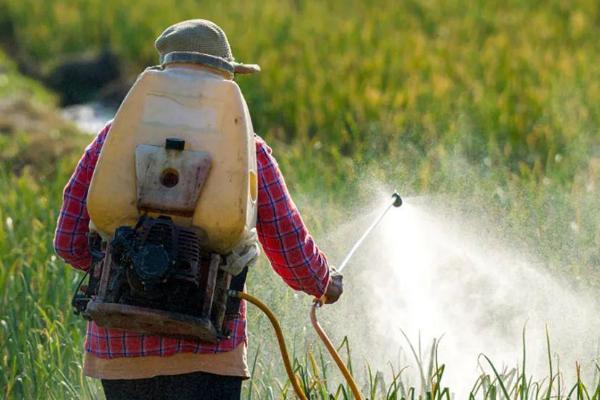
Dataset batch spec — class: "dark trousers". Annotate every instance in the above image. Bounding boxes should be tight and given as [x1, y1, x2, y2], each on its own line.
[102, 371, 243, 400]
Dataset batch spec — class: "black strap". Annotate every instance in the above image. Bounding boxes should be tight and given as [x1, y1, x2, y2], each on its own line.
[225, 266, 248, 319]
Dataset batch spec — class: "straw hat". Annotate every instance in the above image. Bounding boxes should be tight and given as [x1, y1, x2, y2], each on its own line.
[155, 19, 260, 75]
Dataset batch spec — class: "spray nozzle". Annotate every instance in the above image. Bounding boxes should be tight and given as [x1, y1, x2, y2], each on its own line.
[392, 192, 403, 208]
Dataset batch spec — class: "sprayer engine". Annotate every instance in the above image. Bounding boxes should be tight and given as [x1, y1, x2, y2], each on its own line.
[76, 216, 237, 343]
[107, 216, 205, 314]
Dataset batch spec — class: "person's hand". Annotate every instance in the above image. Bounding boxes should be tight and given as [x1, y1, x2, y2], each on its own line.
[322, 268, 343, 304]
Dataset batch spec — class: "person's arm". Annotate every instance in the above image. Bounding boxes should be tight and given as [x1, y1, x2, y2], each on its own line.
[53, 123, 110, 270]
[255, 136, 332, 298]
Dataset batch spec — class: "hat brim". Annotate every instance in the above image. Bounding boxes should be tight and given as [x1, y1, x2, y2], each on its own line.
[161, 51, 260, 76]
[233, 63, 261, 74]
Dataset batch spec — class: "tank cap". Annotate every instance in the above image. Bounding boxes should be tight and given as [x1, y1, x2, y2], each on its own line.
[165, 138, 185, 151]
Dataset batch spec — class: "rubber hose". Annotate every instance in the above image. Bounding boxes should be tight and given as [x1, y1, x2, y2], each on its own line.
[310, 302, 363, 400]
[230, 290, 308, 400]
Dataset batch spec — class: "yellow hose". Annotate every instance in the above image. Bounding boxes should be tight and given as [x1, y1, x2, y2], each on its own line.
[230, 290, 308, 400]
[311, 300, 363, 400]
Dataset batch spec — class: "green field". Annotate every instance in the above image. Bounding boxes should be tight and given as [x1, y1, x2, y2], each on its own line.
[1, 1, 600, 398]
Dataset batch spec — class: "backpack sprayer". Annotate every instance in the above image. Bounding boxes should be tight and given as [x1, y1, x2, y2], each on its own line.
[230, 191, 402, 400]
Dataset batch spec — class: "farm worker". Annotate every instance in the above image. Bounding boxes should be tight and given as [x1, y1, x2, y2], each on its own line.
[53, 19, 343, 400]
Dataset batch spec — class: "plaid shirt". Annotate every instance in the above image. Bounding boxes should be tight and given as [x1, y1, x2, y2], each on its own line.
[54, 122, 330, 358]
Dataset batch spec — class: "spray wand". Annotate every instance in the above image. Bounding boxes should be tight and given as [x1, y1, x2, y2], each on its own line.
[231, 191, 402, 399]
[313, 191, 403, 400]
[337, 191, 403, 273]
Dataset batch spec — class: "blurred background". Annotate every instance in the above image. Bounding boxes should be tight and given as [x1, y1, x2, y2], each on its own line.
[1, 1, 600, 398]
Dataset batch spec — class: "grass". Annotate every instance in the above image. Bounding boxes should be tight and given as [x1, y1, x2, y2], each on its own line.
[281, 331, 600, 399]
[1, 0, 600, 398]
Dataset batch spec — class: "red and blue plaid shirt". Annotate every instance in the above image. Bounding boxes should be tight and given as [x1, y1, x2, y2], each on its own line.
[54, 122, 330, 358]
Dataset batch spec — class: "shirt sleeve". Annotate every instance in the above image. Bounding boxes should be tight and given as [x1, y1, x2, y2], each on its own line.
[53, 123, 110, 270]
[255, 136, 330, 297]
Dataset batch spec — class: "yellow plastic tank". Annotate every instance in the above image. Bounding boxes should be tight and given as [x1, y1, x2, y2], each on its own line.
[87, 64, 257, 253]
